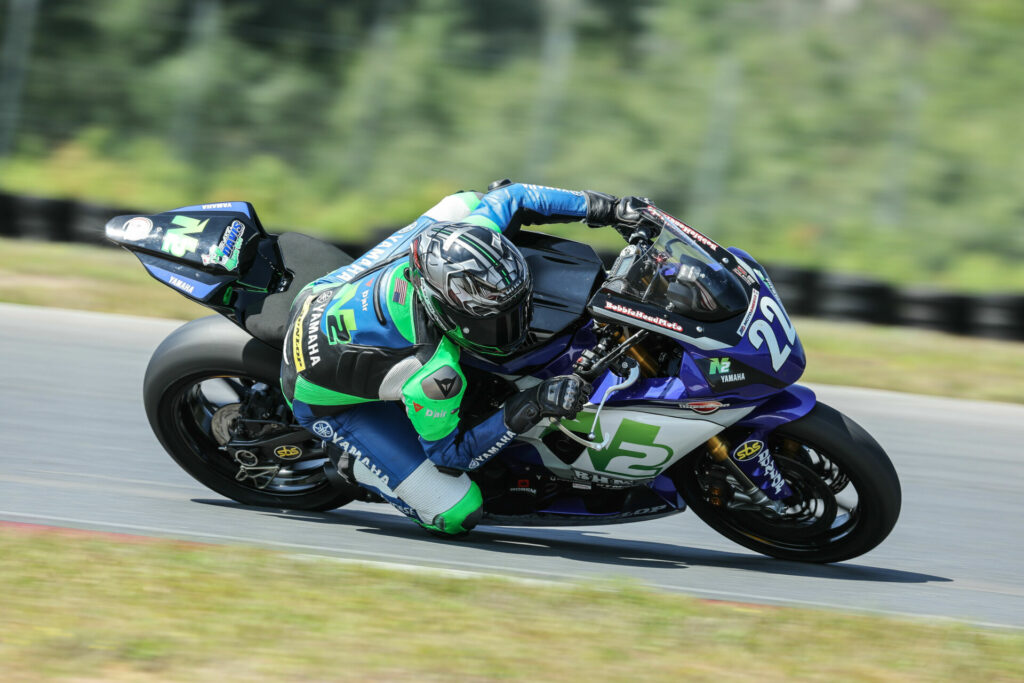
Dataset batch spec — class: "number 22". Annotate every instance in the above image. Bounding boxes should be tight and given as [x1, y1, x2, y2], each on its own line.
[748, 297, 796, 372]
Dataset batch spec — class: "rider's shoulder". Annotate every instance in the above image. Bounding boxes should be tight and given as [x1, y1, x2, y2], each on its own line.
[421, 190, 484, 222]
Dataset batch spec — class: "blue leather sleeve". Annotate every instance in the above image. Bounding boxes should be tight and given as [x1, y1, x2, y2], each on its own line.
[419, 409, 517, 471]
[470, 183, 588, 232]
[311, 215, 434, 287]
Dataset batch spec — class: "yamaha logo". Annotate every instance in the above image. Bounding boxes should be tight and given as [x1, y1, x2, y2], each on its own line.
[311, 420, 334, 439]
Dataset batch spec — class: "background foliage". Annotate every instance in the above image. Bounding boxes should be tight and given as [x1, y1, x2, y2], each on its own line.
[1, 0, 1022, 290]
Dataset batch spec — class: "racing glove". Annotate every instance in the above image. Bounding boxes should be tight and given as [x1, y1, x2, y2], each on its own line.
[503, 375, 593, 433]
[583, 191, 651, 229]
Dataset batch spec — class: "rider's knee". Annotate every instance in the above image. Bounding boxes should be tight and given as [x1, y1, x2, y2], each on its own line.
[431, 482, 483, 535]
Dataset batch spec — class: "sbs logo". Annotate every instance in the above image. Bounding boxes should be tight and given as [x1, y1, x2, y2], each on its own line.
[273, 445, 303, 460]
[733, 439, 765, 461]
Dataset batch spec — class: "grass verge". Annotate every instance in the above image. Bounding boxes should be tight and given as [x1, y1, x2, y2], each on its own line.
[1, 524, 1022, 681]
[2, 237, 1023, 404]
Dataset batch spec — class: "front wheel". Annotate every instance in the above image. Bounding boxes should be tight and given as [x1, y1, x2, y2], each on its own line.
[674, 402, 901, 563]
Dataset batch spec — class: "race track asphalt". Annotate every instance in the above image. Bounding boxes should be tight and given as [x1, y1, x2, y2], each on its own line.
[2, 302, 1024, 627]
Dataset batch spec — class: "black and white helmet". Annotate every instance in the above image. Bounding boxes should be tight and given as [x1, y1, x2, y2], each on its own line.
[410, 223, 532, 356]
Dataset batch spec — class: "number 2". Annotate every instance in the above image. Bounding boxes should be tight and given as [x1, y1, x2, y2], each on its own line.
[749, 297, 795, 372]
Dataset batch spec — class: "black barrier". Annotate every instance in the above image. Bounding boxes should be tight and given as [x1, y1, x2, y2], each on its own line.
[1, 192, 1021, 341]
[971, 295, 1024, 341]
[0, 192, 17, 236]
[758, 265, 822, 316]
[12, 195, 76, 241]
[813, 273, 898, 325]
[897, 289, 973, 336]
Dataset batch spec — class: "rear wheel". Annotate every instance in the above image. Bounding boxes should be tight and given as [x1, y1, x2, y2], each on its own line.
[144, 323, 352, 511]
[674, 402, 900, 563]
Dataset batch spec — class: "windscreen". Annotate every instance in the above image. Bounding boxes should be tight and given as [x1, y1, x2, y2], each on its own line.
[604, 217, 750, 322]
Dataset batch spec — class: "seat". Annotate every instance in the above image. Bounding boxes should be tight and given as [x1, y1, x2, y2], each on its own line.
[243, 232, 353, 347]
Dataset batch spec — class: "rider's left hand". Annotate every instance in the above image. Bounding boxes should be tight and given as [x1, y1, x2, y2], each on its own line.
[583, 191, 651, 229]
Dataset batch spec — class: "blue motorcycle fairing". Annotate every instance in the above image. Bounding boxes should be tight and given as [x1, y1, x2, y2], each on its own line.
[733, 383, 817, 432]
[580, 373, 815, 433]
[583, 255, 806, 407]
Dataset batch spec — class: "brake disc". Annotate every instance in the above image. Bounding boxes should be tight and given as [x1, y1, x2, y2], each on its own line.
[211, 403, 242, 446]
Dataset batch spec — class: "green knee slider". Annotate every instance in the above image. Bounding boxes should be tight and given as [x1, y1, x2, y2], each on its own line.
[419, 481, 483, 536]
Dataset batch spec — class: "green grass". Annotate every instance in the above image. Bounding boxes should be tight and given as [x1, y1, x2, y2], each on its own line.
[0, 237, 204, 320]
[795, 318, 1024, 405]
[2, 237, 1023, 404]
[1, 524, 1022, 681]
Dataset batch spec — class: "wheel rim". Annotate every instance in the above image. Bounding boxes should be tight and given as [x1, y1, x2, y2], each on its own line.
[693, 436, 865, 554]
[170, 373, 331, 497]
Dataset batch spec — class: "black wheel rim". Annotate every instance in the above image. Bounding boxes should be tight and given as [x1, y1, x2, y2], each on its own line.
[170, 373, 331, 497]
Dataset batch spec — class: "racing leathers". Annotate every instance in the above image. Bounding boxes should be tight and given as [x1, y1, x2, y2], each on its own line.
[280, 183, 602, 534]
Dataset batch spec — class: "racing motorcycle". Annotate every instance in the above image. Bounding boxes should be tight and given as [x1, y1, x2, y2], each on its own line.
[106, 198, 900, 563]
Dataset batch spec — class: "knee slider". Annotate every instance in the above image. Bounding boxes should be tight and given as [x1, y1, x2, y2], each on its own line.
[460, 505, 483, 532]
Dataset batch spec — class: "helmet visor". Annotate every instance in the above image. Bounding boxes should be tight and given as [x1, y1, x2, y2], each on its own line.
[444, 296, 532, 356]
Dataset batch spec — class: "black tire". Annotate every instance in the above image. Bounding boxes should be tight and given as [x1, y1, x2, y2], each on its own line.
[143, 316, 353, 511]
[675, 401, 901, 563]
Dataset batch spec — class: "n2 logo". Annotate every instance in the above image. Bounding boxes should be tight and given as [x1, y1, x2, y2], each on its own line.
[748, 297, 796, 372]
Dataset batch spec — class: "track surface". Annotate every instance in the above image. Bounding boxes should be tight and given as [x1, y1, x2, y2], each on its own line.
[3, 303, 1024, 627]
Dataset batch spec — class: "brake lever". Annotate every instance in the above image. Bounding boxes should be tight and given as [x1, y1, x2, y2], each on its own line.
[547, 360, 640, 451]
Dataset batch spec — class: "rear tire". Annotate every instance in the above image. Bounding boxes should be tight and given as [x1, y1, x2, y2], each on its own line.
[675, 402, 900, 563]
[144, 317, 353, 511]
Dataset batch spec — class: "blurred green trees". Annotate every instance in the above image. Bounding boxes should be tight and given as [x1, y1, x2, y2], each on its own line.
[1, 0, 1022, 290]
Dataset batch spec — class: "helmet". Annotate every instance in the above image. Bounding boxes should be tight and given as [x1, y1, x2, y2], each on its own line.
[410, 223, 532, 356]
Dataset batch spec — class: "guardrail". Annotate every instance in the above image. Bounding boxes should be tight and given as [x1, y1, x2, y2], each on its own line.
[2, 191, 1022, 341]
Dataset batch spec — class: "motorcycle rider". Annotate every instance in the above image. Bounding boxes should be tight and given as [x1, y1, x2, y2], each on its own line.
[280, 180, 649, 535]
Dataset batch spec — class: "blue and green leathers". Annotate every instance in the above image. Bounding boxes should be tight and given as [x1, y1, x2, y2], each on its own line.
[280, 183, 591, 533]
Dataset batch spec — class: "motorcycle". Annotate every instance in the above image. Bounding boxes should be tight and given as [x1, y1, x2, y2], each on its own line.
[106, 198, 900, 563]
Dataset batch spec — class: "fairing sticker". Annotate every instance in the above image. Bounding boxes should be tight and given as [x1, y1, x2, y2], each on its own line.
[517, 407, 735, 483]
[170, 201, 253, 217]
[201, 219, 245, 270]
[142, 262, 220, 299]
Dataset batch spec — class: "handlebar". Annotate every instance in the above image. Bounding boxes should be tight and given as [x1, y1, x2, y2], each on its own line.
[549, 359, 641, 450]
[626, 220, 659, 248]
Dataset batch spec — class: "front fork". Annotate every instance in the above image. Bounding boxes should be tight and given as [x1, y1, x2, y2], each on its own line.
[701, 384, 816, 511]
[706, 433, 793, 511]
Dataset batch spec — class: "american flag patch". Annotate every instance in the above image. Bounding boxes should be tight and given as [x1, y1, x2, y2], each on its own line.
[392, 277, 409, 305]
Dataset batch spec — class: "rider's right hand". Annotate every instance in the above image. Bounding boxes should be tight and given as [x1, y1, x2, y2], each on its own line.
[503, 375, 593, 433]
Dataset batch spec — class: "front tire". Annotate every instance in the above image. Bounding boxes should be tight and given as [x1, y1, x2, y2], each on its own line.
[675, 402, 901, 563]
